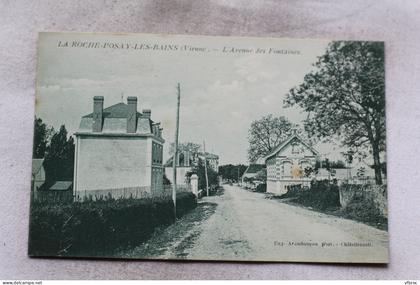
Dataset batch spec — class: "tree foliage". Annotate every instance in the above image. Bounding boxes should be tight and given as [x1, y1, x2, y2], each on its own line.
[285, 41, 385, 184]
[43, 125, 75, 187]
[33, 117, 54, 158]
[218, 164, 247, 182]
[303, 166, 314, 178]
[191, 159, 218, 190]
[247, 115, 295, 162]
[169, 142, 201, 155]
[314, 159, 346, 170]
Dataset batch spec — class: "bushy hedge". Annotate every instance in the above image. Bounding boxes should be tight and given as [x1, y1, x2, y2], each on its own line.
[281, 181, 340, 210]
[281, 184, 304, 198]
[338, 184, 388, 229]
[296, 181, 340, 210]
[28, 192, 197, 257]
[340, 192, 387, 229]
[255, 183, 267, 193]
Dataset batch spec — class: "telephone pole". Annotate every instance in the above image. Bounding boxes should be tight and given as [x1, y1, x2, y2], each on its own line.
[203, 141, 209, 196]
[172, 83, 181, 220]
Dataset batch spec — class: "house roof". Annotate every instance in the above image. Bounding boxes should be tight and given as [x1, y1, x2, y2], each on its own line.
[32, 158, 44, 176]
[351, 159, 376, 177]
[198, 152, 219, 159]
[164, 157, 173, 167]
[244, 164, 265, 174]
[83, 102, 142, 119]
[254, 157, 266, 164]
[49, 181, 73, 191]
[76, 102, 163, 139]
[263, 134, 319, 161]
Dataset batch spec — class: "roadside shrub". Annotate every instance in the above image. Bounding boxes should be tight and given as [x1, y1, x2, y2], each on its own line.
[255, 183, 267, 193]
[295, 181, 340, 210]
[337, 184, 388, 229]
[341, 193, 387, 228]
[200, 185, 223, 197]
[280, 184, 304, 198]
[28, 192, 196, 257]
[280, 180, 340, 210]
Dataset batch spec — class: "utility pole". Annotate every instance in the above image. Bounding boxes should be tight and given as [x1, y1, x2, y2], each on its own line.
[172, 83, 181, 221]
[203, 141, 209, 196]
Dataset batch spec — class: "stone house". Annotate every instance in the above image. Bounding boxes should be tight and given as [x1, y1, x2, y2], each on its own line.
[264, 132, 319, 195]
[316, 161, 377, 184]
[73, 96, 164, 198]
[164, 150, 219, 185]
[164, 150, 194, 185]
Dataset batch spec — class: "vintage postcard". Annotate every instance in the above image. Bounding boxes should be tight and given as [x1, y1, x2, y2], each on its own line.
[29, 32, 388, 263]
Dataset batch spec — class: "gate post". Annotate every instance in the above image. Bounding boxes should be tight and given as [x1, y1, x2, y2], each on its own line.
[190, 174, 199, 197]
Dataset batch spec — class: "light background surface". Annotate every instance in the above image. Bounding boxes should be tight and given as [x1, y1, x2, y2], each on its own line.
[0, 0, 419, 279]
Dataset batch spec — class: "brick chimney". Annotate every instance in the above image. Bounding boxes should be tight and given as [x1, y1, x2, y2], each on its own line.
[142, 109, 151, 119]
[127, 97, 137, 133]
[92, 96, 104, 132]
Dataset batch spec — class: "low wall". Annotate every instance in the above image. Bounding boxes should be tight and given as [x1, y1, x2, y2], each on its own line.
[267, 179, 311, 196]
[339, 184, 387, 217]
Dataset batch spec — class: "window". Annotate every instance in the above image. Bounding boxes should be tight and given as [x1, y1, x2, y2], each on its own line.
[152, 142, 158, 163]
[282, 161, 292, 177]
[153, 143, 163, 164]
[291, 141, 299, 154]
[179, 152, 185, 166]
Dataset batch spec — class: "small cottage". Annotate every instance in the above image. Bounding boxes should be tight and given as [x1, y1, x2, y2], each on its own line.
[264, 132, 318, 195]
[164, 150, 194, 185]
[164, 150, 219, 185]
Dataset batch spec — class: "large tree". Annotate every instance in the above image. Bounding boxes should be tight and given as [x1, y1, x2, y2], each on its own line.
[33, 117, 54, 158]
[285, 41, 385, 184]
[193, 159, 219, 190]
[169, 142, 201, 155]
[247, 115, 294, 162]
[43, 125, 75, 187]
[218, 164, 247, 182]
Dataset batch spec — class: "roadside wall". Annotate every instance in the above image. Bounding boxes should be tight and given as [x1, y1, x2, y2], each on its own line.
[339, 184, 387, 217]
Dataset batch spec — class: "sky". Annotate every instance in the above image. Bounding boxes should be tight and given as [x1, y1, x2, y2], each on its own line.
[35, 32, 344, 165]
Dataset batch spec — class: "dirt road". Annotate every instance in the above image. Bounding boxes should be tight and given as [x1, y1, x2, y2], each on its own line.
[123, 184, 388, 263]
